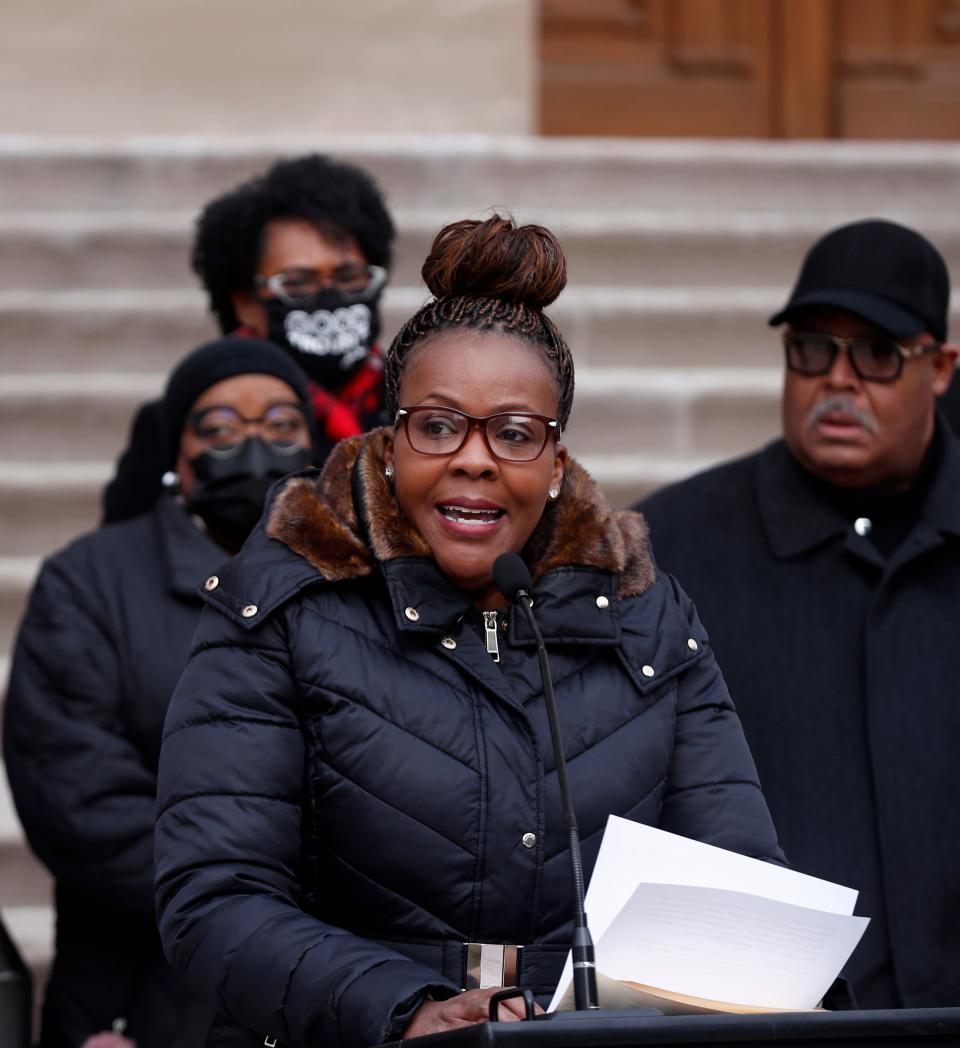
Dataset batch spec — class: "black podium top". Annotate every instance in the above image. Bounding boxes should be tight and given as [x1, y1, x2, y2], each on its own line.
[388, 1007, 960, 1048]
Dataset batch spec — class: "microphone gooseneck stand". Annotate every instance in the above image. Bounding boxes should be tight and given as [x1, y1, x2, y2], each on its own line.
[492, 554, 600, 1011]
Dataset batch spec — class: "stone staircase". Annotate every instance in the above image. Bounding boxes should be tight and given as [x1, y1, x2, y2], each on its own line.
[2, 135, 960, 1023]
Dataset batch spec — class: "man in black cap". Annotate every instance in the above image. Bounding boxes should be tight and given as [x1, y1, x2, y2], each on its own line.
[636, 219, 959, 1010]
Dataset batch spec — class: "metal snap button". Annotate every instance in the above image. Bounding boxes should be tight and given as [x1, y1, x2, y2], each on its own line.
[521, 832, 537, 849]
[854, 517, 872, 537]
[687, 638, 699, 652]
[641, 664, 655, 678]
[404, 606, 420, 622]
[596, 595, 609, 609]
[241, 604, 258, 618]
[441, 637, 457, 650]
[204, 575, 219, 591]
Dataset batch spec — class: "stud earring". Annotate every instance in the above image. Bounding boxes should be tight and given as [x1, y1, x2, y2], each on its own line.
[548, 487, 560, 500]
[384, 465, 394, 479]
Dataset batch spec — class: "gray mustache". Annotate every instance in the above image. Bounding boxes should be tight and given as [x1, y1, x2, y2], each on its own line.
[806, 395, 880, 435]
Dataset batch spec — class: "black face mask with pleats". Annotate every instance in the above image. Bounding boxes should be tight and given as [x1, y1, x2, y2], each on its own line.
[187, 437, 311, 547]
[264, 286, 383, 388]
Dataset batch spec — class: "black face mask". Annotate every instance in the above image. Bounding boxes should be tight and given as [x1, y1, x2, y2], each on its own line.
[265, 286, 383, 388]
[188, 437, 312, 548]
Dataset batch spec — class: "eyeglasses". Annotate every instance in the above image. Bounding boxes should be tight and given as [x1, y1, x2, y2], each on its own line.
[395, 406, 561, 462]
[783, 332, 941, 383]
[188, 404, 310, 456]
[254, 264, 387, 305]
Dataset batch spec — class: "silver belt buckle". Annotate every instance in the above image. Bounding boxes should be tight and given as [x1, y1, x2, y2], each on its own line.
[464, 942, 521, 990]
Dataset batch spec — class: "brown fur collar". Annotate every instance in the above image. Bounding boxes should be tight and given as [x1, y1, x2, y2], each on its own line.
[266, 428, 655, 599]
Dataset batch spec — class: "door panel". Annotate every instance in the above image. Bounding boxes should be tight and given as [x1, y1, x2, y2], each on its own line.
[540, 0, 960, 138]
[540, 0, 776, 136]
[835, 0, 960, 137]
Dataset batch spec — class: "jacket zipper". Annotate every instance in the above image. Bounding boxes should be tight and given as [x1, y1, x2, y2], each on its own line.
[483, 610, 501, 663]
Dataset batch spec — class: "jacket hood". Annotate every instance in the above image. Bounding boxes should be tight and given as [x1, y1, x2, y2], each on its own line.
[265, 427, 655, 599]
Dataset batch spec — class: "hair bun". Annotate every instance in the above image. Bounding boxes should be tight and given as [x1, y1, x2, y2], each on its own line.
[421, 215, 567, 310]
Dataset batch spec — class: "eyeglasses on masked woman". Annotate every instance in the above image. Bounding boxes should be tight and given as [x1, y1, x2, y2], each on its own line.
[188, 403, 310, 457]
[783, 332, 941, 383]
[395, 406, 561, 463]
[254, 264, 387, 305]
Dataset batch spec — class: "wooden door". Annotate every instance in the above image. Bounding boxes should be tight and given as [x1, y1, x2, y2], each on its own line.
[539, 0, 960, 138]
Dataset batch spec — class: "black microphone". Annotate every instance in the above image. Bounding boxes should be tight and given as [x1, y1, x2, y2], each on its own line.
[492, 553, 600, 1012]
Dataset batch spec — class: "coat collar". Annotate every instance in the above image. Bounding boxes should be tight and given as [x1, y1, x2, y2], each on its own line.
[246, 427, 655, 636]
[757, 419, 960, 561]
[153, 492, 226, 599]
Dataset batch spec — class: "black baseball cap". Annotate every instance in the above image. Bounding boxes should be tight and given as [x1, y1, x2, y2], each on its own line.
[769, 219, 950, 342]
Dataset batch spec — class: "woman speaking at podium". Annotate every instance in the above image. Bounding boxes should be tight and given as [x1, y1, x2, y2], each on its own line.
[154, 216, 782, 1047]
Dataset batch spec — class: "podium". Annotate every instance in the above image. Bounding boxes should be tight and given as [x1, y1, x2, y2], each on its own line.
[389, 1007, 960, 1048]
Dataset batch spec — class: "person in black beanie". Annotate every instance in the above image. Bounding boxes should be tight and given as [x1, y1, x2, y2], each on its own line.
[159, 335, 317, 552]
[103, 153, 395, 523]
[4, 338, 315, 1048]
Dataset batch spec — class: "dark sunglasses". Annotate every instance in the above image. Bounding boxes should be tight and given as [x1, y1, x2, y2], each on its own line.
[783, 332, 941, 383]
[395, 405, 560, 463]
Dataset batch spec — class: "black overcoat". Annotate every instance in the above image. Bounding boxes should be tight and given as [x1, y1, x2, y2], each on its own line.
[154, 429, 783, 1048]
[638, 432, 960, 1009]
[3, 495, 220, 1047]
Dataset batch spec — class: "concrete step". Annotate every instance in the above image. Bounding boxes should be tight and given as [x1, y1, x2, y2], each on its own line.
[0, 374, 163, 463]
[580, 451, 721, 511]
[0, 463, 107, 557]
[0, 849, 53, 909]
[0, 556, 39, 660]
[5, 208, 960, 292]
[5, 286, 955, 378]
[0, 288, 216, 374]
[1, 137, 960, 216]
[0, 364, 780, 468]
[0, 286, 800, 375]
[565, 367, 780, 459]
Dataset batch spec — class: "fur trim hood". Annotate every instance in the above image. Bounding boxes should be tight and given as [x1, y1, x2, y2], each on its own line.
[266, 428, 654, 599]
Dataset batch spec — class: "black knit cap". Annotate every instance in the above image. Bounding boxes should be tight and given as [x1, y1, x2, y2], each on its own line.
[161, 335, 313, 465]
[769, 219, 950, 341]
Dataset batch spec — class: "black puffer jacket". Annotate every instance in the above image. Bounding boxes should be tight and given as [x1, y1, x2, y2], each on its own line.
[155, 430, 783, 1048]
[4, 495, 220, 1048]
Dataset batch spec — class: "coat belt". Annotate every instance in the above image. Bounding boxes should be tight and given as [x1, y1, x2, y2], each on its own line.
[373, 937, 569, 996]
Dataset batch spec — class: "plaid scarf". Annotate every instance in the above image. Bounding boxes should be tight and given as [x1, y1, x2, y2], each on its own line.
[234, 326, 385, 444]
[310, 348, 386, 443]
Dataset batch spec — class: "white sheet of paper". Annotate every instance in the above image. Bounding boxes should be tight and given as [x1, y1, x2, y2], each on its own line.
[548, 816, 860, 1011]
[598, 882, 868, 1010]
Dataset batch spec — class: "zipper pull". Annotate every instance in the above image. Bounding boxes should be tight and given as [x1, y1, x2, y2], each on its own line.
[483, 610, 500, 662]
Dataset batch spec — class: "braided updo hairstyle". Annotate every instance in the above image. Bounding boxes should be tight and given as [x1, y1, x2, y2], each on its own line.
[384, 215, 575, 427]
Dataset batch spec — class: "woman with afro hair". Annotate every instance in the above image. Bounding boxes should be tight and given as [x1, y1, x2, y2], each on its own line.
[103, 153, 395, 522]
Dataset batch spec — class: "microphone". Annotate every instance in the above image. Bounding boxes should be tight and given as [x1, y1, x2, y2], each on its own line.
[492, 553, 600, 1011]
